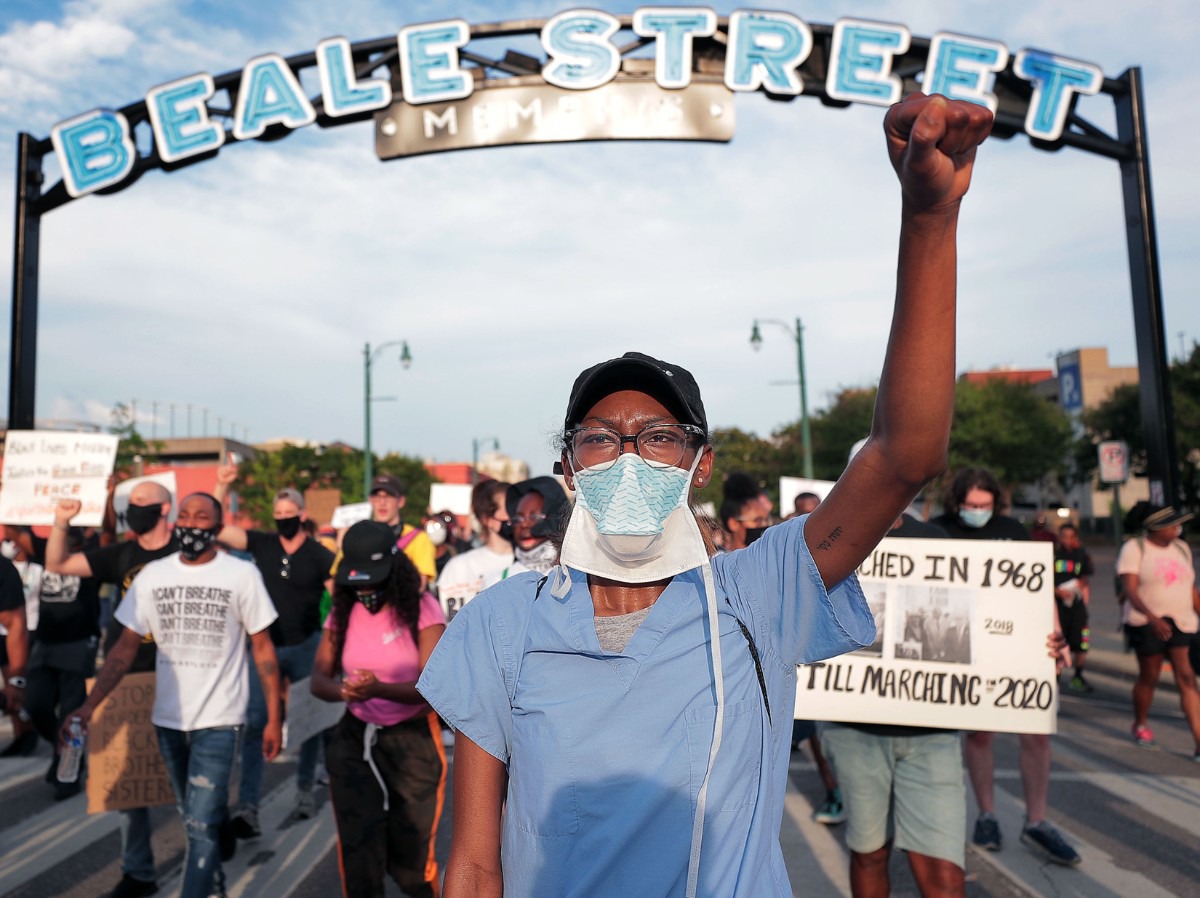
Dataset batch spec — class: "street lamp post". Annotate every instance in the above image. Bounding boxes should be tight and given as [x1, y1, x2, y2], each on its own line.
[750, 317, 813, 479]
[471, 436, 500, 485]
[363, 340, 413, 498]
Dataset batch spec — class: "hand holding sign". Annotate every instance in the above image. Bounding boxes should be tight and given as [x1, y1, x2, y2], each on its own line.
[885, 93, 994, 212]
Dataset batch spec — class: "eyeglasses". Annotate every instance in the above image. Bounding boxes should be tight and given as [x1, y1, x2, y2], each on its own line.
[566, 424, 706, 471]
[511, 512, 547, 527]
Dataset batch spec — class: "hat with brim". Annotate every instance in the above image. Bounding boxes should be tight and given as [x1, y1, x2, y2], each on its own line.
[335, 520, 396, 587]
[564, 352, 708, 433]
[1142, 506, 1195, 530]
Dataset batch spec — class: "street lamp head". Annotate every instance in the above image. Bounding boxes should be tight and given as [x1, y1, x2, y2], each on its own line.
[400, 341, 413, 370]
[749, 321, 763, 352]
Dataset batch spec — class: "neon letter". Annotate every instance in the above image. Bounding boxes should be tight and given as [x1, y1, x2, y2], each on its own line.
[1014, 50, 1103, 141]
[50, 110, 135, 198]
[725, 10, 812, 95]
[317, 37, 392, 117]
[398, 20, 472, 105]
[923, 33, 1009, 112]
[827, 19, 910, 106]
[632, 7, 717, 90]
[146, 74, 225, 164]
[542, 10, 621, 90]
[233, 54, 317, 140]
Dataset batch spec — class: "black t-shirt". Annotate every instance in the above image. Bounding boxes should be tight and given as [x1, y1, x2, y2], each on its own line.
[931, 512, 1031, 541]
[0, 557, 23, 614]
[34, 571, 102, 644]
[87, 536, 181, 672]
[844, 513, 954, 738]
[1053, 545, 1094, 586]
[245, 531, 334, 647]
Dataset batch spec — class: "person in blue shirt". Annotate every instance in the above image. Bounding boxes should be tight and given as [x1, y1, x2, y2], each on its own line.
[417, 92, 994, 898]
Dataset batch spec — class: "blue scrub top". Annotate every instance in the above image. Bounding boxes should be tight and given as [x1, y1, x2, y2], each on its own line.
[417, 515, 873, 897]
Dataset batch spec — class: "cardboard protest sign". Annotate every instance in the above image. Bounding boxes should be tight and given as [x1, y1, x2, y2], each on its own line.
[0, 431, 119, 526]
[85, 672, 174, 813]
[113, 472, 178, 534]
[795, 538, 1059, 734]
[331, 502, 371, 529]
[283, 677, 344, 749]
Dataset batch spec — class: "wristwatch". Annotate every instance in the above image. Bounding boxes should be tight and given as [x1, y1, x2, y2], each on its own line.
[7, 676, 25, 689]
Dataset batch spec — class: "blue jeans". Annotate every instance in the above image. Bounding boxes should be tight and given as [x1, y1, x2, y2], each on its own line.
[156, 725, 239, 898]
[120, 806, 156, 882]
[238, 631, 320, 808]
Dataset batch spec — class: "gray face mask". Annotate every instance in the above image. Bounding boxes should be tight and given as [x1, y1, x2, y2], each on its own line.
[515, 540, 558, 574]
[959, 508, 993, 529]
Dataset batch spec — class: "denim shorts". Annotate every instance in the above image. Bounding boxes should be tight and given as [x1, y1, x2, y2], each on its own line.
[822, 724, 965, 867]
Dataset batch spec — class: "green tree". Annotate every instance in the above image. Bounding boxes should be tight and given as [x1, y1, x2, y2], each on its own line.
[775, 387, 877, 481]
[109, 402, 163, 476]
[696, 427, 780, 513]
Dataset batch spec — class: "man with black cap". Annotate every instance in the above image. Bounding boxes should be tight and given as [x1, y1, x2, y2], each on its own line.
[364, 474, 437, 590]
[1118, 505, 1200, 760]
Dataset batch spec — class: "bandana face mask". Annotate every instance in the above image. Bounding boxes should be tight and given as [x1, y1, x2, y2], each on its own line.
[356, 588, 384, 614]
[177, 526, 219, 561]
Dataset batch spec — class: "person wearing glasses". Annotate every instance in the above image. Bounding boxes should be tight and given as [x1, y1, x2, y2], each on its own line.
[213, 472, 335, 835]
[414, 88, 991, 898]
[505, 476, 570, 575]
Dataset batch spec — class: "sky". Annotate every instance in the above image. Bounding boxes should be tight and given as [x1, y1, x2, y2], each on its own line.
[0, 0, 1196, 479]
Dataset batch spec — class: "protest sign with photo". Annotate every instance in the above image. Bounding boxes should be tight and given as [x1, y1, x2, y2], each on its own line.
[113, 472, 178, 534]
[795, 537, 1059, 734]
[283, 677, 344, 749]
[85, 672, 174, 813]
[0, 431, 119, 526]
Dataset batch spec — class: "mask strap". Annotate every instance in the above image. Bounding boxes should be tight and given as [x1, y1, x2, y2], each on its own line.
[686, 560, 724, 898]
[549, 564, 571, 599]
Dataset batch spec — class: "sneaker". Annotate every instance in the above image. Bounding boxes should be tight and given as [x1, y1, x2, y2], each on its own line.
[812, 790, 846, 825]
[294, 789, 316, 820]
[218, 816, 237, 862]
[1132, 724, 1156, 747]
[315, 764, 330, 786]
[106, 874, 159, 898]
[1067, 675, 1094, 694]
[972, 813, 1002, 851]
[1021, 821, 1081, 866]
[230, 805, 260, 840]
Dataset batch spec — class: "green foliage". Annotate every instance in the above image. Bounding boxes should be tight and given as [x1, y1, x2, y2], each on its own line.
[948, 380, 1074, 487]
[233, 444, 432, 528]
[696, 427, 780, 512]
[1075, 343, 1200, 506]
[109, 403, 163, 476]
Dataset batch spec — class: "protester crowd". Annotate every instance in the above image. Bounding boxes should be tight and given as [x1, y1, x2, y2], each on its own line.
[0, 94, 1197, 898]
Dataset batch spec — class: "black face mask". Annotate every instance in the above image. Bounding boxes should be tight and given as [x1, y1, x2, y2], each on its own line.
[126, 503, 163, 535]
[177, 526, 219, 561]
[357, 588, 384, 614]
[275, 516, 302, 539]
[498, 520, 514, 544]
[745, 526, 768, 546]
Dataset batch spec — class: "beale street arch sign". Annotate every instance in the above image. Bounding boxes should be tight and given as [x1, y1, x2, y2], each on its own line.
[8, 9, 1181, 503]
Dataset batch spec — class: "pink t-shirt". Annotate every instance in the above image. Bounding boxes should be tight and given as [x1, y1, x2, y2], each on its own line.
[325, 592, 446, 724]
[1117, 538, 1198, 633]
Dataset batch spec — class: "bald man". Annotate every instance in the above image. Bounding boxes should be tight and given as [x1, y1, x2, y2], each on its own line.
[46, 484, 180, 898]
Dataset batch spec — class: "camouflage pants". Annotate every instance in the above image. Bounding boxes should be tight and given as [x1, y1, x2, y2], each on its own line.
[327, 710, 445, 898]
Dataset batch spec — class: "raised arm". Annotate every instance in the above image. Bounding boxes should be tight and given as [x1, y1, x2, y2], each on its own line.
[807, 94, 993, 587]
[213, 461, 249, 550]
[45, 500, 96, 577]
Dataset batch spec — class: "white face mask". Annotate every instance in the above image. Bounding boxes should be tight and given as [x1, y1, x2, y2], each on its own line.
[559, 452, 708, 582]
[0, 540, 17, 560]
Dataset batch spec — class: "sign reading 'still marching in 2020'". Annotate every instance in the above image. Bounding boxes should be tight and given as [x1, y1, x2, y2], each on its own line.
[51, 8, 1104, 197]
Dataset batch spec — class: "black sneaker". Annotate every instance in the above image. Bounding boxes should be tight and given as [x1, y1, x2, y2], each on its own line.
[972, 813, 1002, 851]
[218, 815, 237, 862]
[1020, 821, 1081, 866]
[106, 874, 159, 898]
[0, 731, 38, 757]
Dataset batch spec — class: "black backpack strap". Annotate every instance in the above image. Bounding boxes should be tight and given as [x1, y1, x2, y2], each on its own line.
[735, 617, 772, 725]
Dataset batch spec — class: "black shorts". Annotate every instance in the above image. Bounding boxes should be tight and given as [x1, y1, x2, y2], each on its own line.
[1055, 598, 1090, 653]
[1124, 618, 1194, 658]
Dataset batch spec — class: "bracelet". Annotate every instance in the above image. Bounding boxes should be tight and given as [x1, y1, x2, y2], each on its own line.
[7, 676, 25, 689]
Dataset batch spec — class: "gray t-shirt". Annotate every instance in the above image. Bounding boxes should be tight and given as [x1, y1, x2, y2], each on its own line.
[593, 606, 653, 653]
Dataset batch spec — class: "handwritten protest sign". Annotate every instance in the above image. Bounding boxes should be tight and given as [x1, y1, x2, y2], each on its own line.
[795, 538, 1058, 734]
[0, 431, 119, 526]
[85, 672, 174, 813]
[114, 472, 178, 534]
[331, 502, 371, 529]
[283, 677, 344, 749]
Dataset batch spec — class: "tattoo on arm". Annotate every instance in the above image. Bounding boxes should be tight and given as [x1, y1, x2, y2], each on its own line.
[92, 654, 132, 701]
[256, 658, 278, 679]
[816, 526, 843, 552]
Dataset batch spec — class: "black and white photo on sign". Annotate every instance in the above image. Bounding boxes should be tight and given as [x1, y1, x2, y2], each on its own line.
[893, 583, 973, 665]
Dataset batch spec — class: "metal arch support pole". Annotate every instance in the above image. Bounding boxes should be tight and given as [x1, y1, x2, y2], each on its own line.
[8, 133, 42, 431]
[795, 317, 813, 480]
[1114, 67, 1179, 505]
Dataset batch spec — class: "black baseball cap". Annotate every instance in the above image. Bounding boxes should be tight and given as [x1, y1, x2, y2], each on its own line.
[369, 474, 406, 498]
[563, 351, 708, 432]
[335, 520, 396, 587]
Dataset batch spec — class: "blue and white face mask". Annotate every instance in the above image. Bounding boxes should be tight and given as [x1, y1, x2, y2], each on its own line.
[959, 508, 993, 529]
[572, 453, 692, 536]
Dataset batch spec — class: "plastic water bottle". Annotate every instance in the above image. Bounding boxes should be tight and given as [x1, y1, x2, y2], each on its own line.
[57, 717, 85, 784]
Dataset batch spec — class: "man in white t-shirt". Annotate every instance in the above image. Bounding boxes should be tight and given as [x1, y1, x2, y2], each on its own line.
[66, 493, 282, 898]
[434, 480, 512, 622]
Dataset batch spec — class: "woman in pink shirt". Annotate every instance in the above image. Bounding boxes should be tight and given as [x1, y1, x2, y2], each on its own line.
[312, 520, 447, 898]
